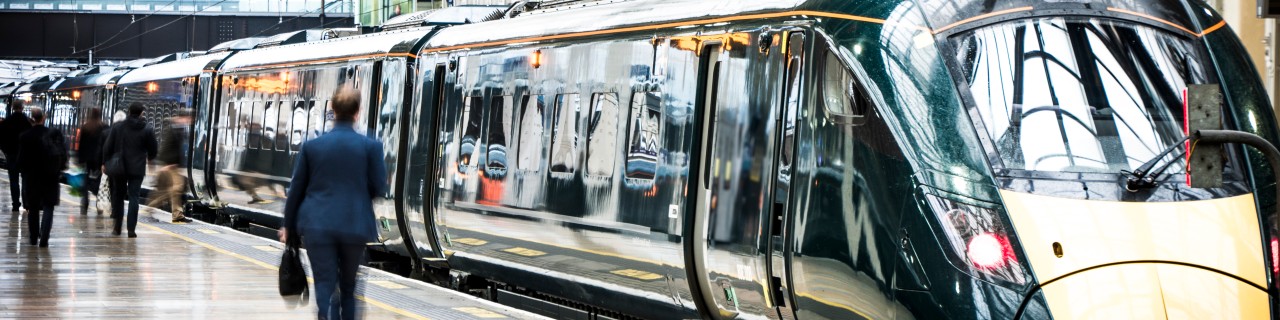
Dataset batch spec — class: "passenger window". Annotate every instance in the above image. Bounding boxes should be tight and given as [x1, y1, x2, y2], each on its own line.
[241, 101, 257, 149]
[586, 93, 620, 177]
[822, 50, 869, 123]
[625, 91, 662, 180]
[273, 100, 290, 151]
[485, 95, 509, 171]
[516, 95, 544, 171]
[459, 96, 484, 168]
[290, 101, 307, 151]
[549, 94, 580, 174]
[261, 101, 275, 149]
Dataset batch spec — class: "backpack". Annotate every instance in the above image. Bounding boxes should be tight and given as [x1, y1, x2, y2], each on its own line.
[43, 130, 68, 172]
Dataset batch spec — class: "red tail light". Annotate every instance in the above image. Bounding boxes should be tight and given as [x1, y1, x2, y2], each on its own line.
[924, 193, 1027, 285]
[1270, 237, 1278, 276]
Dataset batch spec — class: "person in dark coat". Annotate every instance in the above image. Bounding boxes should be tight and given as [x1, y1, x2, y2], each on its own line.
[279, 86, 386, 320]
[77, 107, 106, 215]
[17, 107, 67, 247]
[101, 103, 158, 237]
[0, 100, 32, 211]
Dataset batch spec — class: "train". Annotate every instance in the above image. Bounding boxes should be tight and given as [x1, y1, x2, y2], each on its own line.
[3, 0, 1278, 318]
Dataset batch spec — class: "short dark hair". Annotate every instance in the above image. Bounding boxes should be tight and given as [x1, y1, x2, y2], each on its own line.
[128, 102, 144, 117]
[331, 86, 360, 121]
[28, 107, 44, 122]
[87, 107, 102, 120]
[10, 100, 22, 113]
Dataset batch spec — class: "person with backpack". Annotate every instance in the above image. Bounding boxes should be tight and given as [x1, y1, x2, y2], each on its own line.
[0, 100, 32, 212]
[17, 107, 68, 247]
[101, 103, 158, 237]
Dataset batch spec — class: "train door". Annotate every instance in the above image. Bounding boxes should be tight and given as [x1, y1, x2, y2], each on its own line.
[684, 40, 727, 319]
[189, 72, 215, 200]
[371, 58, 421, 260]
[404, 62, 451, 262]
[765, 31, 805, 319]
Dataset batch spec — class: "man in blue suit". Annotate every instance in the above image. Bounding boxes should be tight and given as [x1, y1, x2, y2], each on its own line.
[279, 86, 386, 320]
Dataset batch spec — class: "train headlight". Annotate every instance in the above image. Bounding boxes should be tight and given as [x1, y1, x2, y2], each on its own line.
[923, 193, 1028, 285]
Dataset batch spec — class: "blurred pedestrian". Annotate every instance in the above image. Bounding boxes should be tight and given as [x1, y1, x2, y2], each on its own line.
[102, 103, 157, 237]
[17, 107, 68, 247]
[0, 100, 32, 211]
[279, 86, 385, 320]
[148, 108, 193, 223]
[238, 122, 273, 204]
[77, 107, 106, 215]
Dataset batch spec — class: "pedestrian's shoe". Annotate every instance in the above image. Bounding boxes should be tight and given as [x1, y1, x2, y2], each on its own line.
[127, 232, 137, 238]
[38, 240, 47, 248]
[248, 199, 273, 205]
[11, 205, 18, 212]
[172, 217, 192, 224]
[29, 238, 37, 246]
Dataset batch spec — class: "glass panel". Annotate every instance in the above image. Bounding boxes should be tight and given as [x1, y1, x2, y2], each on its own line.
[516, 95, 544, 171]
[951, 17, 1211, 174]
[261, 101, 275, 149]
[486, 96, 509, 171]
[625, 91, 662, 180]
[822, 51, 866, 118]
[290, 101, 307, 151]
[586, 92, 619, 177]
[550, 93, 580, 174]
[459, 96, 483, 168]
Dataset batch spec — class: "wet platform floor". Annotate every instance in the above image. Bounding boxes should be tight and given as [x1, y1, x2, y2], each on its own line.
[0, 174, 545, 319]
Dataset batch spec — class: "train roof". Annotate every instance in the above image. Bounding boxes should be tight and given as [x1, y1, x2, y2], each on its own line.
[914, 0, 1220, 36]
[15, 76, 57, 95]
[0, 83, 18, 97]
[419, 0, 805, 52]
[255, 30, 327, 49]
[52, 68, 131, 91]
[116, 51, 232, 86]
[209, 37, 267, 53]
[218, 27, 436, 72]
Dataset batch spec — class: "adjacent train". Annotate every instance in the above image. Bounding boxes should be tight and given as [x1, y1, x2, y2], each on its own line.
[4, 0, 1277, 318]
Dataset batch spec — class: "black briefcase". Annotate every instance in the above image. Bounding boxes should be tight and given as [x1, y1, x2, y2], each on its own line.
[278, 236, 309, 307]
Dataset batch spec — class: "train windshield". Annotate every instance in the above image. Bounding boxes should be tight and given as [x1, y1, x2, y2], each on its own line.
[950, 17, 1213, 174]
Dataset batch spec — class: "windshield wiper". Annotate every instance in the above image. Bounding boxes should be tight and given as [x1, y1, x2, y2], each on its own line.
[1123, 136, 1191, 191]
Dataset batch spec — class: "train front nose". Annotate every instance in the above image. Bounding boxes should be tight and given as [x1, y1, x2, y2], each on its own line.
[1038, 262, 1268, 318]
[999, 190, 1273, 319]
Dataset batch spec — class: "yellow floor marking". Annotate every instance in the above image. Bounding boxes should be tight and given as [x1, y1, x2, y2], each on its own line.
[197, 229, 220, 234]
[449, 225, 669, 267]
[501, 247, 546, 257]
[452, 238, 488, 246]
[252, 245, 282, 252]
[368, 280, 409, 289]
[610, 269, 664, 281]
[454, 307, 507, 318]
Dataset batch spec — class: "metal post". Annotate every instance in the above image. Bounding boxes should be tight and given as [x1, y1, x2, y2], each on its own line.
[89, 49, 93, 66]
[320, 0, 326, 28]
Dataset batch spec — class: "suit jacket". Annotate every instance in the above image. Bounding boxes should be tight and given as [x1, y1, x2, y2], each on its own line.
[102, 117, 158, 178]
[283, 122, 387, 245]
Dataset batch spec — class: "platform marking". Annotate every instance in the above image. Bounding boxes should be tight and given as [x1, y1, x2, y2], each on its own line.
[610, 269, 664, 281]
[501, 247, 546, 257]
[454, 307, 507, 318]
[252, 245, 281, 252]
[369, 280, 409, 289]
[453, 238, 488, 246]
[196, 228, 220, 234]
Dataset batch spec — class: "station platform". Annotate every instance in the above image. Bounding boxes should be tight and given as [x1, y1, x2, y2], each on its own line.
[0, 175, 546, 319]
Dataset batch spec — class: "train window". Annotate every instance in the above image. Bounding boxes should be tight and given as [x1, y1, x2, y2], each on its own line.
[516, 95, 544, 172]
[821, 50, 869, 123]
[290, 101, 307, 151]
[485, 96, 509, 171]
[261, 101, 275, 149]
[549, 93, 580, 174]
[240, 101, 255, 149]
[585, 92, 620, 177]
[625, 91, 662, 180]
[459, 96, 484, 168]
[308, 100, 324, 140]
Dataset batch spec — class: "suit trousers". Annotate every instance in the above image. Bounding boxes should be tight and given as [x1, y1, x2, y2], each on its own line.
[305, 240, 365, 320]
[26, 203, 53, 245]
[109, 175, 144, 234]
[6, 159, 19, 209]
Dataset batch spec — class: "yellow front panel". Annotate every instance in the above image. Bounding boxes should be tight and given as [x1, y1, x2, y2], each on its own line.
[1000, 191, 1266, 287]
[1039, 263, 1166, 319]
[1157, 264, 1270, 320]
